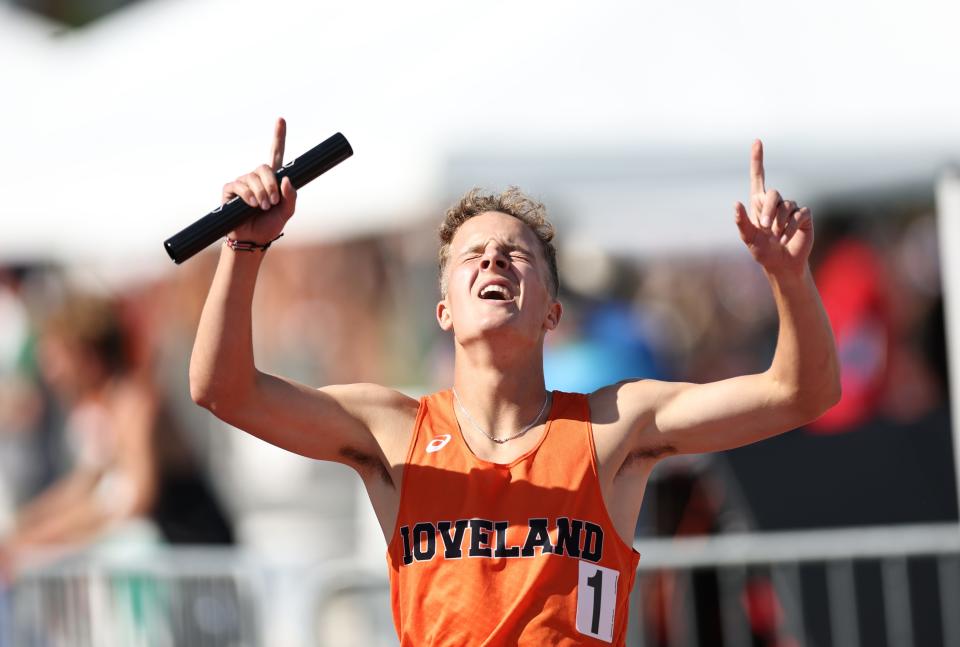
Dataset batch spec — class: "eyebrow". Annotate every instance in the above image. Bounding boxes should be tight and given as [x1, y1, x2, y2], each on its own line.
[457, 241, 531, 258]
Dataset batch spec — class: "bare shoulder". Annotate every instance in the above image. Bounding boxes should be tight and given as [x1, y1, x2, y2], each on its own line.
[317, 382, 420, 481]
[319, 381, 420, 444]
[587, 378, 671, 428]
[319, 382, 420, 422]
[108, 378, 159, 422]
[587, 379, 686, 473]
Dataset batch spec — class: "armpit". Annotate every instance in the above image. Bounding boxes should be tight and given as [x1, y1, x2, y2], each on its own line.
[339, 446, 393, 487]
[615, 443, 677, 477]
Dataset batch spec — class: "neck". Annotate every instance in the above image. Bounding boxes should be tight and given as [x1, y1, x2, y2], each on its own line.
[452, 336, 548, 438]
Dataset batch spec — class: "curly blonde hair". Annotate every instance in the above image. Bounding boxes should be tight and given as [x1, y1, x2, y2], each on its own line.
[437, 187, 559, 297]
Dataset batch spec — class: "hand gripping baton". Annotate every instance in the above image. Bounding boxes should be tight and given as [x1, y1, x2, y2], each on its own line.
[163, 132, 353, 264]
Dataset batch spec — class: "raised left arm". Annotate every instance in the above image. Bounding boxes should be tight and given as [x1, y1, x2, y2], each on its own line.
[620, 140, 840, 457]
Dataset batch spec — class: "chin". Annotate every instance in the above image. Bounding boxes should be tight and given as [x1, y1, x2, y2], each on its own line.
[458, 317, 538, 347]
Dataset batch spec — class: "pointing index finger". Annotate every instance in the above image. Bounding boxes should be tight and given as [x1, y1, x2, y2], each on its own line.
[270, 117, 287, 171]
[750, 139, 765, 196]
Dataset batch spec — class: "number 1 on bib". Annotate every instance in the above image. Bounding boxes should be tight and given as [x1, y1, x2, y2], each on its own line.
[576, 560, 619, 642]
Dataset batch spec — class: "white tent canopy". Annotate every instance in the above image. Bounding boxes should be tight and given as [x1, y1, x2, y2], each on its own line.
[3, 0, 959, 270]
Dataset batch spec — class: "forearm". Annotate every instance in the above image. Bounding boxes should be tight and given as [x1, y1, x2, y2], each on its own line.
[10, 496, 111, 549]
[11, 469, 108, 546]
[765, 264, 841, 415]
[15, 471, 98, 528]
[189, 244, 267, 409]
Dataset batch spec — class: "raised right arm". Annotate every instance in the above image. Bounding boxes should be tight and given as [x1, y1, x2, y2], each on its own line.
[188, 119, 417, 475]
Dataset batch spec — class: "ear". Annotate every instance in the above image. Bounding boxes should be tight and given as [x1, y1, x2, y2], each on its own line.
[436, 298, 453, 332]
[544, 299, 563, 331]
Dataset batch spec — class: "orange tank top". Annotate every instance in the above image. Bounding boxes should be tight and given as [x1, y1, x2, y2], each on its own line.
[387, 390, 640, 646]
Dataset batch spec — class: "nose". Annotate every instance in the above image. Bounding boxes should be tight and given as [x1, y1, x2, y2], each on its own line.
[479, 245, 509, 271]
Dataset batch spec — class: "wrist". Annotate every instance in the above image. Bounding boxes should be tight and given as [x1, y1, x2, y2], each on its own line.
[763, 262, 811, 284]
[218, 240, 267, 274]
[225, 233, 283, 253]
[765, 264, 817, 301]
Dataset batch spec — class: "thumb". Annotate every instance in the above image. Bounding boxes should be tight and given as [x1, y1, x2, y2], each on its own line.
[733, 201, 756, 245]
[280, 176, 297, 213]
[280, 177, 297, 218]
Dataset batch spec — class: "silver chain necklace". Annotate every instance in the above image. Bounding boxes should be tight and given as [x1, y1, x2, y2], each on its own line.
[451, 387, 551, 445]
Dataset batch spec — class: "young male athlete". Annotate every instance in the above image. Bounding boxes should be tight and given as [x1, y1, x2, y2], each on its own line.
[190, 118, 840, 645]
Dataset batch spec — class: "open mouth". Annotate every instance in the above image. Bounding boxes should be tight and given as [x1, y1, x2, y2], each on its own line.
[478, 284, 514, 301]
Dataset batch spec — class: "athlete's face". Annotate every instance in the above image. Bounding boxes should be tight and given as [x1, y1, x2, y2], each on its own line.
[437, 211, 561, 345]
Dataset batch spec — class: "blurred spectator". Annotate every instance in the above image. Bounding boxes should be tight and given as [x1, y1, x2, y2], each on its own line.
[809, 236, 891, 433]
[0, 292, 159, 577]
[545, 300, 663, 392]
[0, 266, 54, 535]
[1, 291, 231, 579]
[546, 249, 663, 392]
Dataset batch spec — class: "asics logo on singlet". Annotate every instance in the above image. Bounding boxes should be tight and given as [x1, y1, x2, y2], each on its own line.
[426, 434, 452, 454]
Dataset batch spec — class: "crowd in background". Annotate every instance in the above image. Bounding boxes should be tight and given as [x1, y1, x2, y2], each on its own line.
[0, 191, 952, 584]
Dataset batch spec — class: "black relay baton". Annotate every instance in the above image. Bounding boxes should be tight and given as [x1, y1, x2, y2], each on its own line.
[163, 132, 353, 264]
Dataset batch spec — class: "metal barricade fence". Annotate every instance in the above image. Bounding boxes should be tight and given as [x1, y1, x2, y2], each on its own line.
[1, 548, 263, 647]
[3, 523, 959, 647]
[628, 523, 960, 647]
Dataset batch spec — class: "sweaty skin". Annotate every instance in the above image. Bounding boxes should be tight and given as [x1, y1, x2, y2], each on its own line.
[190, 119, 840, 546]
